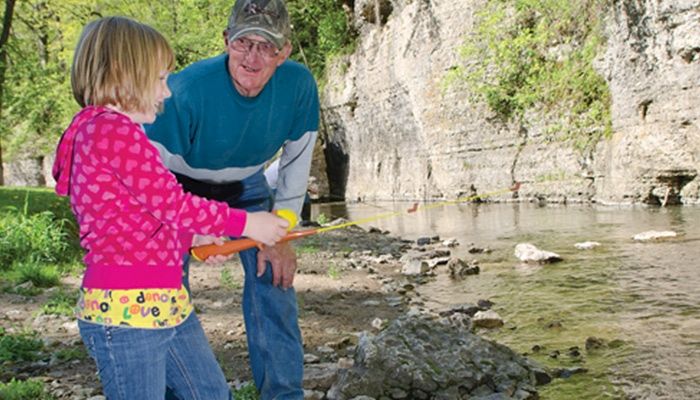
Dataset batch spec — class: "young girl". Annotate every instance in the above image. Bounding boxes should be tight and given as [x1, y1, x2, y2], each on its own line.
[52, 16, 287, 399]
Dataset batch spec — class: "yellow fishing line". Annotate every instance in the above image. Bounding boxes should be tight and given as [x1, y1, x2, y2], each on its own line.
[315, 184, 520, 234]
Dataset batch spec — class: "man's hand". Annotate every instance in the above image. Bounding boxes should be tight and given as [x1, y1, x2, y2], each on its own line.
[192, 235, 233, 264]
[257, 241, 297, 289]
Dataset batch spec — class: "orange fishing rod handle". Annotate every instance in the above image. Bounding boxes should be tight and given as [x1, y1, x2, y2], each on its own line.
[190, 238, 259, 261]
[189, 229, 318, 261]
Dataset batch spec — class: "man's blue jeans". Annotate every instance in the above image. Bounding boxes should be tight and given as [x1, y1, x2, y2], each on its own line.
[184, 171, 304, 400]
[79, 313, 230, 400]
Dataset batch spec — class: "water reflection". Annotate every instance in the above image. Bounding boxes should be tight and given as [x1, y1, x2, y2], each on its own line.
[312, 202, 700, 399]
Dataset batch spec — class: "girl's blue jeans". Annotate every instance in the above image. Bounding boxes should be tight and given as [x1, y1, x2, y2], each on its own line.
[79, 313, 231, 400]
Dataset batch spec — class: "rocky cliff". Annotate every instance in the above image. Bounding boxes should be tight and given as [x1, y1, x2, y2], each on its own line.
[321, 0, 700, 205]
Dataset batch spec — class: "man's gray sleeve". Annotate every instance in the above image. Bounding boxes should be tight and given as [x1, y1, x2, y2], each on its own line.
[274, 130, 318, 216]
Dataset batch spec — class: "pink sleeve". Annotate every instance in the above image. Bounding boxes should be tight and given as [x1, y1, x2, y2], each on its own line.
[90, 113, 247, 237]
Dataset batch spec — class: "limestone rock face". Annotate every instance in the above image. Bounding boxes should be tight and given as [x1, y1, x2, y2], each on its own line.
[6, 2, 700, 205]
[595, 0, 700, 205]
[3, 156, 50, 187]
[321, 0, 700, 205]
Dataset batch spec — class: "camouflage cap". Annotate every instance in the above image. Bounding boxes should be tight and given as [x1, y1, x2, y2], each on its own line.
[226, 0, 291, 49]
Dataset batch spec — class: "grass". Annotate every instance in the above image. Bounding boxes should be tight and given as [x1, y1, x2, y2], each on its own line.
[0, 187, 82, 293]
[6, 260, 61, 288]
[0, 328, 44, 363]
[0, 209, 75, 269]
[231, 382, 259, 400]
[40, 289, 79, 317]
[0, 187, 72, 221]
[0, 379, 54, 400]
[53, 346, 87, 362]
[295, 243, 320, 255]
[327, 262, 341, 280]
[220, 267, 241, 290]
[3, 284, 43, 297]
[315, 213, 329, 225]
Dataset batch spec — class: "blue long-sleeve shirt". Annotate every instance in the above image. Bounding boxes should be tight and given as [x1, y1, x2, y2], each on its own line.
[145, 54, 319, 214]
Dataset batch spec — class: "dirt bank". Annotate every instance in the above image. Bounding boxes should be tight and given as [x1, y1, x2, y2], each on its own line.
[1, 226, 414, 398]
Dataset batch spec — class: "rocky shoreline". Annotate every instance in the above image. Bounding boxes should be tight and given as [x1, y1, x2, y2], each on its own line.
[1, 223, 553, 400]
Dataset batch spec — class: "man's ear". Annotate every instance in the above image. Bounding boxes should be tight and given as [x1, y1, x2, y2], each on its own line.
[222, 30, 229, 46]
[277, 42, 293, 65]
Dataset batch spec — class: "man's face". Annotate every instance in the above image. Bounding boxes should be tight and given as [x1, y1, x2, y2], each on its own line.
[226, 33, 291, 97]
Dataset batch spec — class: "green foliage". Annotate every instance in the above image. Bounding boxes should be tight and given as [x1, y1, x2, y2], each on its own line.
[3, 283, 43, 297]
[316, 212, 329, 225]
[287, 0, 355, 80]
[98, 0, 233, 70]
[8, 260, 61, 288]
[0, 379, 54, 400]
[0, 187, 73, 221]
[40, 289, 79, 317]
[535, 169, 569, 182]
[1, 0, 231, 161]
[0, 329, 44, 363]
[0, 188, 80, 290]
[446, 0, 612, 153]
[2, 1, 79, 159]
[231, 382, 259, 400]
[53, 346, 87, 362]
[0, 188, 82, 289]
[295, 243, 319, 255]
[0, 207, 74, 269]
[327, 262, 341, 280]
[220, 267, 240, 290]
[1, 1, 354, 162]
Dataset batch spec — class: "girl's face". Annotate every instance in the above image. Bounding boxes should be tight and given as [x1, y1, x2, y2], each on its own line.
[128, 70, 171, 124]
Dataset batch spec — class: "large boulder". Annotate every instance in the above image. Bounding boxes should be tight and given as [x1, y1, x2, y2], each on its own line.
[327, 314, 548, 400]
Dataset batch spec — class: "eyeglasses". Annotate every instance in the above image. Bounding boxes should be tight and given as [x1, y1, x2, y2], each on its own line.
[229, 37, 280, 59]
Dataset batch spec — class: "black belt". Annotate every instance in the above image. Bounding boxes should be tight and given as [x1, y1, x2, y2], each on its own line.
[174, 172, 271, 210]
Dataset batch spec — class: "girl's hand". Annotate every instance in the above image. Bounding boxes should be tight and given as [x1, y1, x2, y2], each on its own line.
[191, 235, 233, 264]
[241, 211, 289, 246]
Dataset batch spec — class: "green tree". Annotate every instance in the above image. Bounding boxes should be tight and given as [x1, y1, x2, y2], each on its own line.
[96, 0, 231, 70]
[287, 0, 355, 81]
[0, 0, 354, 185]
[0, 0, 17, 186]
[2, 1, 84, 174]
[0, 0, 229, 182]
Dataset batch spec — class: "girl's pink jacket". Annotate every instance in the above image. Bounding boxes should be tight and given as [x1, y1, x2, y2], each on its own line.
[52, 106, 246, 289]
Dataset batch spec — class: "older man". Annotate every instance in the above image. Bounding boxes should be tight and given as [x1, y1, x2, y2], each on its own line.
[146, 1, 318, 398]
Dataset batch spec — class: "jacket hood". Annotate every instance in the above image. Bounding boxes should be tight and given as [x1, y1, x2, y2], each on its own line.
[52, 106, 107, 196]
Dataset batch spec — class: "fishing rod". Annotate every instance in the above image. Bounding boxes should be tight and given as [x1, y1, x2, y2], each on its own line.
[189, 182, 521, 261]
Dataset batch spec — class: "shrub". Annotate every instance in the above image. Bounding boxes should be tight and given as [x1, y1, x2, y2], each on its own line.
[316, 213, 329, 225]
[0, 209, 74, 269]
[327, 262, 341, 280]
[445, 0, 612, 154]
[220, 267, 240, 291]
[231, 382, 259, 400]
[53, 346, 87, 362]
[0, 379, 54, 400]
[9, 260, 61, 288]
[0, 329, 44, 363]
[40, 289, 79, 317]
[287, 0, 356, 81]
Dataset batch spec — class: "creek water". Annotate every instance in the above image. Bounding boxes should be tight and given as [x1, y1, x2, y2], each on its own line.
[313, 202, 700, 399]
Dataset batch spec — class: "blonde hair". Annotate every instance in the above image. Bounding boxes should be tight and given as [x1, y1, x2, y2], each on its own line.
[71, 16, 174, 113]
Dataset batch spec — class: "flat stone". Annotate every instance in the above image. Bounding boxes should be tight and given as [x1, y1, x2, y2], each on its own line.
[632, 230, 677, 241]
[574, 241, 601, 250]
[514, 243, 562, 263]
